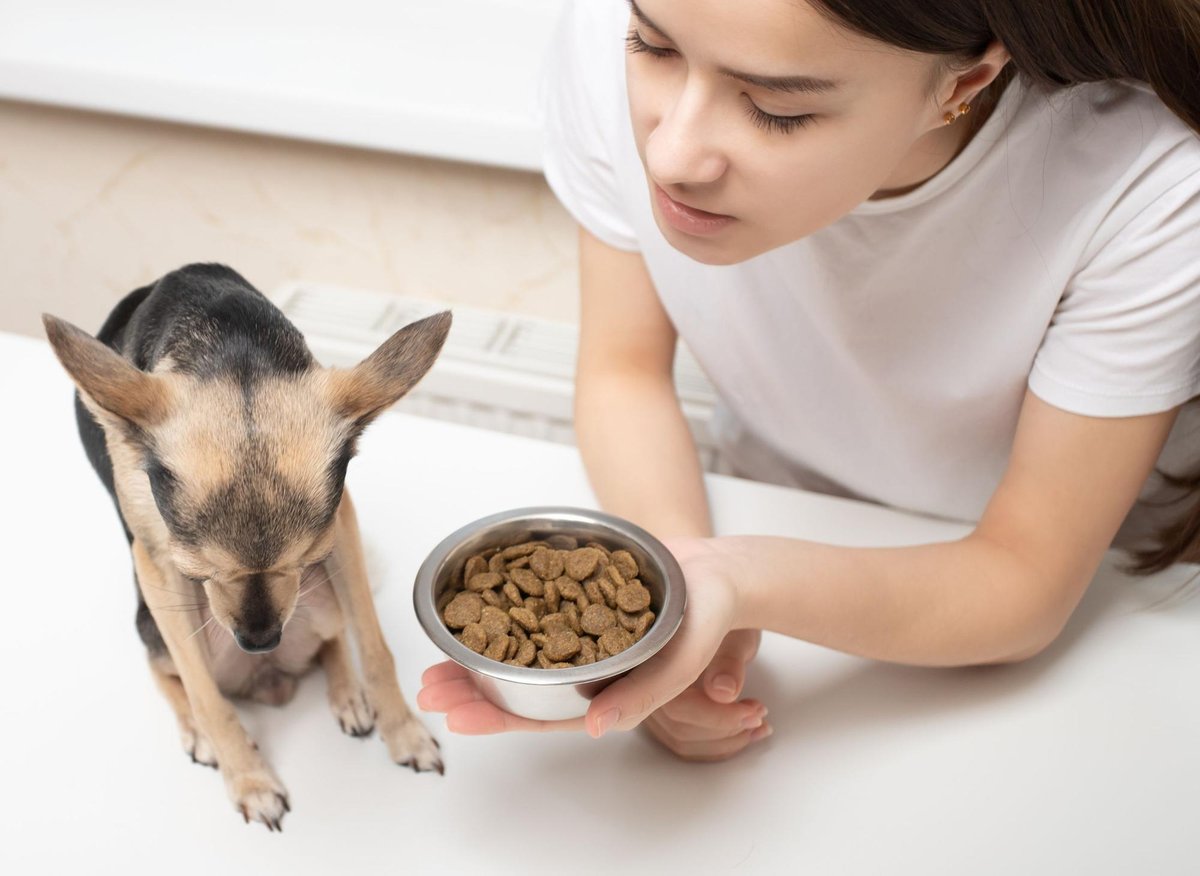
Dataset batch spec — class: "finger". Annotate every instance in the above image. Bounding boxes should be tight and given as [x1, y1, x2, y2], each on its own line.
[702, 630, 761, 704]
[585, 622, 716, 737]
[650, 706, 760, 744]
[421, 661, 470, 687]
[417, 678, 484, 713]
[445, 700, 585, 735]
[645, 721, 773, 762]
[661, 693, 767, 735]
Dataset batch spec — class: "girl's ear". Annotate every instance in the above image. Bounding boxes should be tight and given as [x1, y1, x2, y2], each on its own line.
[42, 314, 170, 428]
[325, 311, 452, 426]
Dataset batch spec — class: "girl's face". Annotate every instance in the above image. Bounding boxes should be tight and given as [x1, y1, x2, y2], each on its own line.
[626, 0, 985, 264]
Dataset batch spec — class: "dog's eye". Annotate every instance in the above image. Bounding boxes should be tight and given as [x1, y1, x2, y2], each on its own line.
[303, 550, 333, 569]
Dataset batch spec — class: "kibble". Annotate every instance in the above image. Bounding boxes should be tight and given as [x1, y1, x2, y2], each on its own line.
[616, 581, 652, 613]
[581, 604, 617, 635]
[611, 550, 638, 580]
[467, 571, 504, 592]
[510, 568, 545, 597]
[480, 605, 511, 639]
[461, 622, 487, 653]
[509, 606, 540, 633]
[599, 627, 635, 656]
[543, 630, 581, 662]
[444, 592, 483, 629]
[440, 538, 660, 669]
[530, 548, 565, 580]
[565, 547, 602, 581]
[463, 555, 488, 584]
[484, 634, 511, 661]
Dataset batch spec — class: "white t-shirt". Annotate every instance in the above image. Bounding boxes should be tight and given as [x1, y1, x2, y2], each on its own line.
[540, 0, 1200, 541]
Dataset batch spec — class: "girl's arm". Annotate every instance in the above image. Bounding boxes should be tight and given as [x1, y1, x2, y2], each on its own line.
[726, 391, 1179, 664]
[572, 391, 1179, 738]
[573, 226, 712, 539]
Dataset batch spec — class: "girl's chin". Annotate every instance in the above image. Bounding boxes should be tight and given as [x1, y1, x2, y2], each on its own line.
[656, 218, 764, 266]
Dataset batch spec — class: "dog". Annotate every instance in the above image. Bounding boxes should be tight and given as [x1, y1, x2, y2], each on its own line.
[43, 263, 449, 831]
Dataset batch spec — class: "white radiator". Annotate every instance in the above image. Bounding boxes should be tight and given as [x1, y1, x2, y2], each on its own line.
[270, 281, 726, 471]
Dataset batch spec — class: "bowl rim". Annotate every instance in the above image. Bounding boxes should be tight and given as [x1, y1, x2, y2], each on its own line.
[412, 506, 687, 686]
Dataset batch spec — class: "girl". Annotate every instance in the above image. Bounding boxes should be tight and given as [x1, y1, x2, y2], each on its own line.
[418, 0, 1200, 761]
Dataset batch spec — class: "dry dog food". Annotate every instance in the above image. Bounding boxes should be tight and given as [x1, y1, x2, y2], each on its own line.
[439, 539, 657, 669]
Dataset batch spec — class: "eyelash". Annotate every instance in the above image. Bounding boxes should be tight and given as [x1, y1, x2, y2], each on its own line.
[743, 103, 815, 135]
[624, 29, 815, 135]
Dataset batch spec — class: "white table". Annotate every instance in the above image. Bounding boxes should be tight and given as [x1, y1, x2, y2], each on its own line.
[1, 330, 1196, 874]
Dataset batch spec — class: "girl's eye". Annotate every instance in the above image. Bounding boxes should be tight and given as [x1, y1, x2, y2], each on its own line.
[625, 28, 675, 59]
[744, 101, 816, 135]
[625, 27, 814, 136]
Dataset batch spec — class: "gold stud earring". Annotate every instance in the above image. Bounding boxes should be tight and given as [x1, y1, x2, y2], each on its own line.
[944, 102, 972, 125]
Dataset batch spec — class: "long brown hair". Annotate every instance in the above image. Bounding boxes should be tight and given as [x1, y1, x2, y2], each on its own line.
[811, 0, 1200, 573]
[810, 0, 1200, 136]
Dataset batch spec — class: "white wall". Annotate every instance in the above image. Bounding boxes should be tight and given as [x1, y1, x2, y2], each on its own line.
[0, 99, 579, 339]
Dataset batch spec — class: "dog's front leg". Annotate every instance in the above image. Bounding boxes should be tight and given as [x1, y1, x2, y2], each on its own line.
[329, 492, 443, 773]
[132, 539, 291, 830]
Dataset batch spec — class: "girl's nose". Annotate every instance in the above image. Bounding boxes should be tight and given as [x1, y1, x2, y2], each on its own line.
[644, 83, 728, 187]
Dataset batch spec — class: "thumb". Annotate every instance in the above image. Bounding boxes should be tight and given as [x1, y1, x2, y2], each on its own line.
[584, 628, 706, 738]
[702, 629, 761, 704]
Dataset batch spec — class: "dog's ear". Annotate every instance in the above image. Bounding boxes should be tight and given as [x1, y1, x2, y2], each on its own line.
[326, 311, 451, 425]
[42, 314, 170, 428]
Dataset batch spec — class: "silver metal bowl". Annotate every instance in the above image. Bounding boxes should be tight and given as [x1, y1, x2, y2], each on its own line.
[413, 507, 687, 721]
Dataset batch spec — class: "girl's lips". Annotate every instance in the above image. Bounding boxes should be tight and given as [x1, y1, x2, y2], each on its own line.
[653, 185, 735, 236]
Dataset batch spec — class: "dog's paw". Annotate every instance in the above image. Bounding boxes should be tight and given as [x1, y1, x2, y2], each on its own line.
[379, 715, 443, 775]
[180, 720, 218, 769]
[331, 686, 376, 738]
[230, 772, 290, 833]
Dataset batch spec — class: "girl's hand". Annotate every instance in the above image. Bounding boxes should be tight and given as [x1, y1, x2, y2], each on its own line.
[640, 628, 770, 761]
[417, 537, 772, 756]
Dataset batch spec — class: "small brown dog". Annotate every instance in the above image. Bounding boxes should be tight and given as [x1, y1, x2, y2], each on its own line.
[44, 264, 448, 831]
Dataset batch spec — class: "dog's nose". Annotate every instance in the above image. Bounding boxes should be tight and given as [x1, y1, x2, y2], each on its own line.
[234, 627, 282, 653]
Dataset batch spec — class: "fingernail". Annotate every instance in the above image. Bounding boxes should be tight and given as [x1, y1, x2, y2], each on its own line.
[711, 674, 737, 698]
[741, 714, 763, 730]
[592, 708, 620, 738]
[751, 723, 773, 742]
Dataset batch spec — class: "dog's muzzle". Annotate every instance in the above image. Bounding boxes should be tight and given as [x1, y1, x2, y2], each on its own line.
[235, 628, 283, 653]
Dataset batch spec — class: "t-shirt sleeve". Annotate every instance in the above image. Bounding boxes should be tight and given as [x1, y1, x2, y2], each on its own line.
[537, 0, 640, 252]
[1029, 168, 1200, 416]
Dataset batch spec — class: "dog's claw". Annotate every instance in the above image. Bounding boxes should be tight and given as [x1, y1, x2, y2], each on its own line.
[333, 689, 376, 738]
[232, 777, 289, 832]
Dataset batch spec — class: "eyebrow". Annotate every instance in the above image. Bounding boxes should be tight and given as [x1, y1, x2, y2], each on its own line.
[628, 0, 841, 96]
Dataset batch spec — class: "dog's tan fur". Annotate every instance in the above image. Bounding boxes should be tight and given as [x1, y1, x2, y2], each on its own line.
[45, 311, 448, 831]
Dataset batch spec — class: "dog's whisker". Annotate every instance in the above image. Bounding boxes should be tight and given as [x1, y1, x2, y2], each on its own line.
[145, 582, 201, 599]
[296, 576, 330, 604]
[186, 615, 216, 642]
